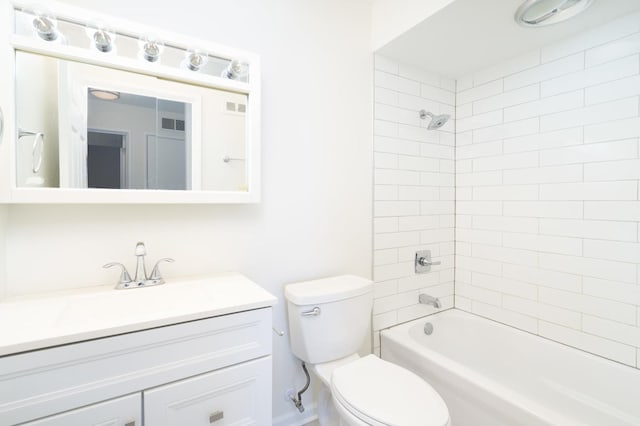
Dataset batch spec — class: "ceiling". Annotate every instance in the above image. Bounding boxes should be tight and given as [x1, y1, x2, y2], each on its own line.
[376, 0, 640, 78]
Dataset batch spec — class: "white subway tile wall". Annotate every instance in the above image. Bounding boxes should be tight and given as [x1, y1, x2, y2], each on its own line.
[373, 55, 456, 356]
[455, 12, 640, 368]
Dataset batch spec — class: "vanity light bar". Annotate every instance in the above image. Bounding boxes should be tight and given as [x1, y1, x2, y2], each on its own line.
[22, 8, 246, 79]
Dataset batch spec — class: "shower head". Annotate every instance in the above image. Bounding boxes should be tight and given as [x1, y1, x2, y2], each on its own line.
[419, 110, 451, 130]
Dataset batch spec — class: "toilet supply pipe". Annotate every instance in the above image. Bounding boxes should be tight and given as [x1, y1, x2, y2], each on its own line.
[288, 361, 311, 413]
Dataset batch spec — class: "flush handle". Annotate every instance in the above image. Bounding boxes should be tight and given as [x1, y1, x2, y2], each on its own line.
[301, 307, 321, 317]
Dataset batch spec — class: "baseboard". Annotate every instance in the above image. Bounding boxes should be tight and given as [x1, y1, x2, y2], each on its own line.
[272, 403, 318, 426]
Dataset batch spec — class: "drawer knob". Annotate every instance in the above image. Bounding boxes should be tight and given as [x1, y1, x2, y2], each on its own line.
[209, 410, 224, 423]
[124, 422, 135, 426]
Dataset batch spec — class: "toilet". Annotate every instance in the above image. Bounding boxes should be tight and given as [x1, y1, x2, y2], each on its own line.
[285, 275, 450, 426]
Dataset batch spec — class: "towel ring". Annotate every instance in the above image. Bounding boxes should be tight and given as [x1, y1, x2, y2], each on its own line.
[18, 129, 45, 173]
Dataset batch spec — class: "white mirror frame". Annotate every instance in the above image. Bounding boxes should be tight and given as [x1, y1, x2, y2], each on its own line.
[0, 0, 261, 204]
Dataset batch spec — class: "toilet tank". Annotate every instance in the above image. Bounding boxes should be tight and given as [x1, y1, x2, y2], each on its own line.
[285, 275, 373, 364]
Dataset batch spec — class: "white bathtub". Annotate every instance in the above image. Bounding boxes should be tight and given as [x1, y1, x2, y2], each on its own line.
[381, 309, 640, 426]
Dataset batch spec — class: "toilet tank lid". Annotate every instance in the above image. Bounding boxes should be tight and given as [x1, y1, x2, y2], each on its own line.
[285, 275, 372, 305]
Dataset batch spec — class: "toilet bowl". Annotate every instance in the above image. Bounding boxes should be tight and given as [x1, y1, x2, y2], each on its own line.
[284, 275, 450, 426]
[317, 354, 449, 426]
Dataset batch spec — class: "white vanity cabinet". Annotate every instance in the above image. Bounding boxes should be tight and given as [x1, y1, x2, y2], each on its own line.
[0, 306, 274, 426]
[21, 395, 142, 426]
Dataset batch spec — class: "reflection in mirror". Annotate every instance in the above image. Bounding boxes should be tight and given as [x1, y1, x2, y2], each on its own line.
[86, 92, 189, 190]
[15, 51, 248, 192]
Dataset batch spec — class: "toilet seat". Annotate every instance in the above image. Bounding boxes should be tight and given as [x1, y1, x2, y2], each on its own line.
[330, 355, 449, 426]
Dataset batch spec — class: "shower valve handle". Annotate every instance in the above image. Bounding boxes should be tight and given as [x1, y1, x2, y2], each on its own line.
[418, 257, 441, 267]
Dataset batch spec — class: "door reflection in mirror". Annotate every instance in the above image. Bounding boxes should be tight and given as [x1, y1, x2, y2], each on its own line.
[87, 91, 189, 190]
[87, 131, 125, 189]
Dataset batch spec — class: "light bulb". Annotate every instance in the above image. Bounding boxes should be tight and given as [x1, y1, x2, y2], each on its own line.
[86, 22, 115, 53]
[185, 50, 208, 71]
[93, 29, 112, 52]
[140, 35, 163, 62]
[32, 14, 58, 41]
[222, 59, 249, 80]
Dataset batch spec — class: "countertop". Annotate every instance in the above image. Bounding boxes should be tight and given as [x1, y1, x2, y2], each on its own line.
[0, 273, 277, 356]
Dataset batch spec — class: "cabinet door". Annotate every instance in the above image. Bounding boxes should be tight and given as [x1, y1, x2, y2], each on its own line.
[144, 357, 271, 426]
[22, 394, 141, 426]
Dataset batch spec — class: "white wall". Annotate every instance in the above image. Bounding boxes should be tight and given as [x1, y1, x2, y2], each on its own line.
[2, 0, 373, 423]
[371, 0, 455, 51]
[0, 206, 6, 300]
[454, 12, 640, 368]
[372, 54, 456, 355]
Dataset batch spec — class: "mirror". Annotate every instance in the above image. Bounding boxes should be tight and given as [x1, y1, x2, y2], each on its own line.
[15, 51, 248, 192]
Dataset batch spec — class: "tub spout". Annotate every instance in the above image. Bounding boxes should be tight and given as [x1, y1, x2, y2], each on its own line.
[419, 293, 441, 308]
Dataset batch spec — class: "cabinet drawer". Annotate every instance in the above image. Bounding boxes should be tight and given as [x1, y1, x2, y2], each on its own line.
[0, 308, 271, 426]
[144, 357, 271, 426]
[22, 394, 141, 426]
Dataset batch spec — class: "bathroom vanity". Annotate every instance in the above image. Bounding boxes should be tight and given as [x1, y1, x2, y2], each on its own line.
[0, 274, 276, 425]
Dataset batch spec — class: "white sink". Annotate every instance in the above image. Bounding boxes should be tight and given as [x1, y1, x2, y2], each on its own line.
[55, 283, 205, 325]
[0, 274, 276, 356]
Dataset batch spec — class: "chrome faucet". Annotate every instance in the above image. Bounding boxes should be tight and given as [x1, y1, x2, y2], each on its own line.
[419, 293, 441, 308]
[133, 242, 148, 284]
[103, 242, 174, 289]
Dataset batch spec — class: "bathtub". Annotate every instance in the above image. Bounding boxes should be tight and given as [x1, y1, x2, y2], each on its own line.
[381, 309, 640, 426]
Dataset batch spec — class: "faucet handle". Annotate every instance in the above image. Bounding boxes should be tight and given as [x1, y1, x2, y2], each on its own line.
[103, 262, 133, 289]
[149, 258, 174, 283]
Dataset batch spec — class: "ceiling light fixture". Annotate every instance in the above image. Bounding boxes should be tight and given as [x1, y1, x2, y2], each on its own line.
[89, 88, 120, 101]
[515, 0, 594, 27]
